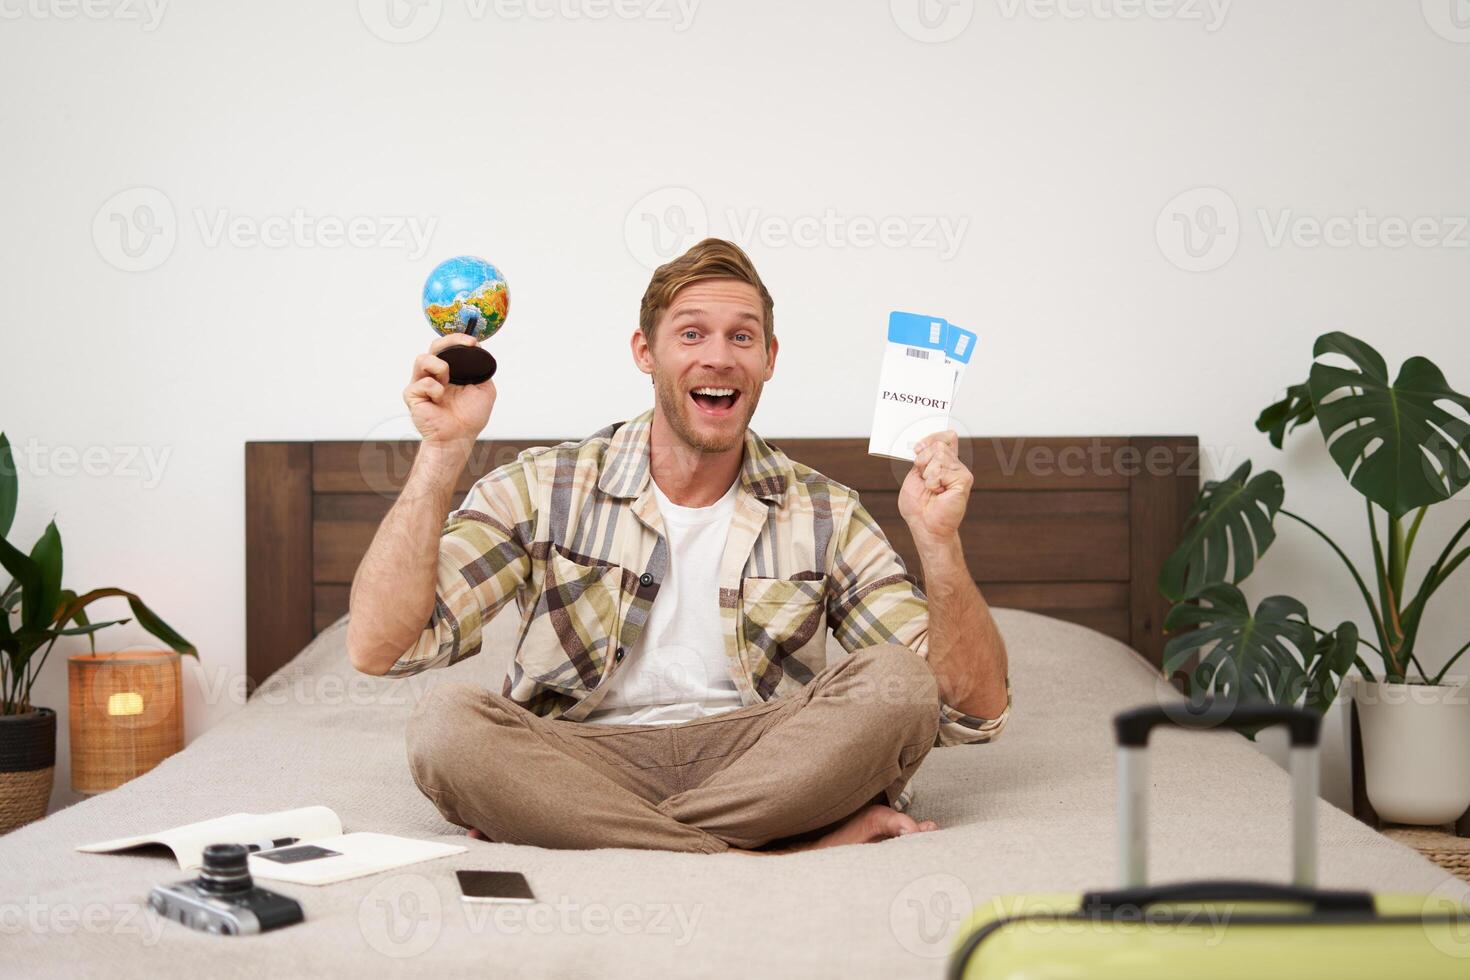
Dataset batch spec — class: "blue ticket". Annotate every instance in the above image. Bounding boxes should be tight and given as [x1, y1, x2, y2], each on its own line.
[871, 310, 972, 461]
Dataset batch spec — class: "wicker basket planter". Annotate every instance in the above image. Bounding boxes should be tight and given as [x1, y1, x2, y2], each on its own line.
[1382, 826, 1470, 883]
[0, 706, 57, 835]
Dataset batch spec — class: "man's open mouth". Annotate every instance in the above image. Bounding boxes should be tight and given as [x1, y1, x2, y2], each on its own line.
[689, 386, 740, 418]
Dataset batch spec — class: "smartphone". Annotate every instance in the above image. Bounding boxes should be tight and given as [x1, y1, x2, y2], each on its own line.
[254, 844, 340, 864]
[456, 870, 536, 904]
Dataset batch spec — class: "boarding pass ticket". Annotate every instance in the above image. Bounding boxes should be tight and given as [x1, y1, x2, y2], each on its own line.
[868, 311, 976, 462]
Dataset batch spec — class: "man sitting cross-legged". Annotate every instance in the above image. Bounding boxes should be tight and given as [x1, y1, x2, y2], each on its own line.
[346, 238, 1010, 853]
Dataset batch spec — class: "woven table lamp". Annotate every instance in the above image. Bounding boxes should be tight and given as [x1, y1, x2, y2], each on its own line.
[67, 651, 183, 795]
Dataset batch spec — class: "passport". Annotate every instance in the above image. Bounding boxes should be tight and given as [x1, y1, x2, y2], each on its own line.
[868, 311, 975, 462]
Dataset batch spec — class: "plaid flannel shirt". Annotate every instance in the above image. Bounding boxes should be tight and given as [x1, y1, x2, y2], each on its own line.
[388, 408, 1010, 747]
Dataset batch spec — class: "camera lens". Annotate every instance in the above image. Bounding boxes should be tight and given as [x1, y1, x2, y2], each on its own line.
[198, 842, 253, 894]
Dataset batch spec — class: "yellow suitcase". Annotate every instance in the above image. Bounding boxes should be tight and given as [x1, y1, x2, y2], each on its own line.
[948, 703, 1470, 979]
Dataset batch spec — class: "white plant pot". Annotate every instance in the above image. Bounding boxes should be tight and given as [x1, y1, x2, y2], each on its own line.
[1354, 676, 1470, 826]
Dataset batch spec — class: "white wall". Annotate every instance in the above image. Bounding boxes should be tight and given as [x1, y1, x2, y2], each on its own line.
[3, 1, 1468, 817]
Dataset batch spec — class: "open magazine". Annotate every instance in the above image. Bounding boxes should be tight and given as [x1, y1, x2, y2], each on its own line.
[76, 805, 465, 886]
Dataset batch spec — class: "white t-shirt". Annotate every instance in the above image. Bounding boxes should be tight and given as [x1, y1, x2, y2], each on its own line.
[585, 476, 745, 726]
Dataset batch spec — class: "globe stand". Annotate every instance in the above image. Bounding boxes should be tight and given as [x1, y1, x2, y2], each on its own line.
[440, 345, 497, 385]
[423, 256, 507, 384]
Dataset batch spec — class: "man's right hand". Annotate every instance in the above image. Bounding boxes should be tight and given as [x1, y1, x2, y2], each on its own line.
[405, 334, 498, 446]
[351, 335, 495, 675]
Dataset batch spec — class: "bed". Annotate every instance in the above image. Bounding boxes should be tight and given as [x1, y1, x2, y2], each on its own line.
[4, 431, 1464, 978]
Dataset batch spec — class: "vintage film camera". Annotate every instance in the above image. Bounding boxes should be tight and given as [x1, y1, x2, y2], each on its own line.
[147, 842, 304, 935]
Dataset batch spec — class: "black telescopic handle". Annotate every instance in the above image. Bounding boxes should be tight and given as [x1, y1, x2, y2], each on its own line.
[1113, 701, 1320, 749]
[1112, 700, 1322, 890]
[1081, 880, 1375, 918]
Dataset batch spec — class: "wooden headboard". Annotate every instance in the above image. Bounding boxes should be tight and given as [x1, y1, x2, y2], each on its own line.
[245, 435, 1199, 689]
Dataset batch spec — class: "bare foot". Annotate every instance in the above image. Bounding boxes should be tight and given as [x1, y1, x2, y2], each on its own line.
[736, 805, 939, 854]
[467, 827, 488, 841]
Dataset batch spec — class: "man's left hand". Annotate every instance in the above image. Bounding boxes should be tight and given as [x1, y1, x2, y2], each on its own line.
[898, 430, 973, 547]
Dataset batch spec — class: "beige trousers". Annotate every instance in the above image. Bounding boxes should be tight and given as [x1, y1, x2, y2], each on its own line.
[404, 644, 940, 852]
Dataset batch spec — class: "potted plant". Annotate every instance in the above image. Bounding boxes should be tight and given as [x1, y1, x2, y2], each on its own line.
[1, 432, 195, 834]
[1158, 332, 1470, 827]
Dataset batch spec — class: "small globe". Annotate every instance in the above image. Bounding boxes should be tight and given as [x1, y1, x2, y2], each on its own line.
[422, 255, 509, 341]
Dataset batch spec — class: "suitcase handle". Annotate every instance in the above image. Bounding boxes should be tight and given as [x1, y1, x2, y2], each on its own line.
[1113, 700, 1321, 890]
[1113, 702, 1321, 748]
[1080, 879, 1376, 918]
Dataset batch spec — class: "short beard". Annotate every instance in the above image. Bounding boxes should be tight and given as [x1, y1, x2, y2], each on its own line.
[653, 372, 747, 455]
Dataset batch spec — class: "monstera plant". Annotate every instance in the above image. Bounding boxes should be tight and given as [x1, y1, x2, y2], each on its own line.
[1158, 333, 1470, 826]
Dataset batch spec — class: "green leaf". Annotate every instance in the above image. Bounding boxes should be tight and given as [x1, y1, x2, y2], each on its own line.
[24, 521, 62, 634]
[1163, 585, 1317, 707]
[0, 535, 38, 609]
[52, 618, 129, 637]
[56, 588, 80, 623]
[56, 587, 94, 652]
[122, 593, 194, 657]
[1309, 332, 1470, 518]
[6, 626, 49, 675]
[1398, 515, 1470, 659]
[1302, 621, 1358, 714]
[0, 432, 15, 540]
[1159, 462, 1285, 602]
[1433, 546, 1470, 592]
[0, 607, 16, 657]
[1256, 381, 1316, 449]
[56, 588, 196, 658]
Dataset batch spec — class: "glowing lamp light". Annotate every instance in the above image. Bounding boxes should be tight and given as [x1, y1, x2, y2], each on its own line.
[107, 692, 145, 716]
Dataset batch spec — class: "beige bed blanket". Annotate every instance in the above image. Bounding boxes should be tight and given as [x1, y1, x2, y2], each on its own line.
[4, 609, 1464, 978]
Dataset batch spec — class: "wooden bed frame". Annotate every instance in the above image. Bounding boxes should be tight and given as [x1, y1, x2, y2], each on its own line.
[245, 434, 1199, 689]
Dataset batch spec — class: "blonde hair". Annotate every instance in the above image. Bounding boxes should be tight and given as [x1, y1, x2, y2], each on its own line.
[639, 238, 774, 355]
